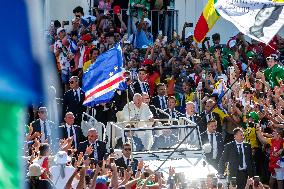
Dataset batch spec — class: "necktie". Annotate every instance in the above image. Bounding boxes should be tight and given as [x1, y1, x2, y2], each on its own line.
[171, 111, 175, 118]
[210, 133, 214, 156]
[161, 97, 166, 110]
[142, 83, 147, 93]
[69, 126, 74, 137]
[43, 121, 48, 140]
[238, 144, 244, 169]
[74, 90, 79, 101]
[93, 143, 98, 160]
[126, 159, 130, 166]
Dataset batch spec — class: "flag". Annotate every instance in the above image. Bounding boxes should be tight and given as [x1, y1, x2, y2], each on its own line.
[83, 44, 126, 106]
[214, 0, 284, 44]
[0, 2, 43, 189]
[194, 0, 220, 43]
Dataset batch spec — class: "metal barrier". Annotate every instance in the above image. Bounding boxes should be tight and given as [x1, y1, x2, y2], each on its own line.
[91, 7, 179, 39]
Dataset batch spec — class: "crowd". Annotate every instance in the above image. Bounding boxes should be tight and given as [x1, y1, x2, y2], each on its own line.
[24, 0, 284, 188]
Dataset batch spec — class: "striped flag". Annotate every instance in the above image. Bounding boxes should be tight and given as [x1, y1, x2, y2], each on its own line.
[0, 1, 43, 189]
[83, 44, 126, 106]
[194, 0, 220, 43]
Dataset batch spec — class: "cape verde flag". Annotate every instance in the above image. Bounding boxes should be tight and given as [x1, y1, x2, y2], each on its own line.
[83, 44, 126, 106]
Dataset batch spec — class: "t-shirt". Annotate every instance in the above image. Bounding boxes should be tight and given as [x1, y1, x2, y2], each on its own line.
[25, 179, 53, 189]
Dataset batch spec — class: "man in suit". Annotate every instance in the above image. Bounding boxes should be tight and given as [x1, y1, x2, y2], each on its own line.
[132, 68, 150, 94]
[115, 143, 138, 173]
[199, 99, 222, 133]
[115, 124, 144, 151]
[31, 107, 56, 145]
[62, 76, 87, 125]
[218, 127, 254, 189]
[151, 128, 178, 150]
[142, 92, 169, 119]
[78, 128, 107, 161]
[58, 112, 84, 150]
[200, 118, 224, 169]
[151, 83, 168, 110]
[164, 96, 184, 123]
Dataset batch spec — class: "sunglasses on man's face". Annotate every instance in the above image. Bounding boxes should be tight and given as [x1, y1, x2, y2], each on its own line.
[124, 148, 131, 151]
[39, 111, 47, 114]
[69, 80, 76, 84]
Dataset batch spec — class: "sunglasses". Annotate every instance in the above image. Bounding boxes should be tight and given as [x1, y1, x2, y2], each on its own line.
[69, 80, 76, 84]
[39, 111, 47, 114]
[124, 148, 131, 151]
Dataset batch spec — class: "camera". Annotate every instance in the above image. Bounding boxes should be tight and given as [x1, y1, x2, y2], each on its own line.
[253, 176, 260, 187]
[62, 21, 70, 25]
[185, 22, 193, 27]
[231, 177, 237, 187]
[204, 37, 210, 41]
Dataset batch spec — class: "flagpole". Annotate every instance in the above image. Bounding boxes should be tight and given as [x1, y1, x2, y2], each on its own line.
[125, 88, 134, 163]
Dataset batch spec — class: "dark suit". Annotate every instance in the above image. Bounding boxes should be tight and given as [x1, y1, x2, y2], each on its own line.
[78, 140, 107, 161]
[132, 81, 150, 94]
[200, 131, 224, 169]
[199, 111, 222, 133]
[31, 119, 56, 143]
[149, 105, 170, 120]
[151, 96, 168, 110]
[58, 124, 85, 149]
[164, 108, 184, 120]
[151, 134, 178, 150]
[218, 141, 254, 189]
[62, 88, 87, 125]
[115, 156, 138, 173]
[115, 136, 144, 151]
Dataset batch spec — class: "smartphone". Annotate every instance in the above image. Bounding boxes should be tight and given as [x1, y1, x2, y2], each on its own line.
[254, 176, 260, 187]
[231, 177, 237, 187]
[63, 21, 70, 25]
[119, 167, 125, 177]
[212, 177, 218, 188]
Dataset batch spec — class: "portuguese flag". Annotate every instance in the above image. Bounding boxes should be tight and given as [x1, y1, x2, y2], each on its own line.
[194, 0, 220, 43]
[0, 2, 43, 188]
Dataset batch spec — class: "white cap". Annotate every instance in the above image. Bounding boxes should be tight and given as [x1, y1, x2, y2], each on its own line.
[143, 18, 152, 27]
[228, 40, 237, 48]
[57, 27, 65, 35]
[27, 163, 44, 177]
[185, 31, 193, 39]
[54, 151, 71, 165]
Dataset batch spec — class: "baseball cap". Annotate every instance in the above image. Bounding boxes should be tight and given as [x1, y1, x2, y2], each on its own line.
[57, 27, 65, 35]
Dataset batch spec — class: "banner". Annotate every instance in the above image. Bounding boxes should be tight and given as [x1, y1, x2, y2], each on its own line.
[214, 0, 284, 43]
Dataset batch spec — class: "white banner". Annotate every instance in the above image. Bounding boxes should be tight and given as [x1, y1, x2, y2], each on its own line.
[214, 0, 284, 43]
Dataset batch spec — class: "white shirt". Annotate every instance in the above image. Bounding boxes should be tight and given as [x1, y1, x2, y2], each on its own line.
[73, 88, 81, 102]
[65, 124, 77, 149]
[159, 96, 167, 110]
[207, 131, 217, 159]
[50, 165, 76, 189]
[122, 102, 153, 128]
[39, 119, 51, 142]
[186, 113, 195, 123]
[235, 141, 247, 170]
[54, 40, 70, 73]
[123, 155, 131, 166]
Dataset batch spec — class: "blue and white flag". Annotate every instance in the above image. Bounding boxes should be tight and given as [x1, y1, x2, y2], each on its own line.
[83, 44, 126, 106]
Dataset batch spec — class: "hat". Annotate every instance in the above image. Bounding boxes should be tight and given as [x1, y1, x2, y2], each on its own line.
[113, 5, 121, 15]
[248, 111, 259, 123]
[142, 59, 153, 66]
[27, 163, 44, 177]
[267, 54, 279, 61]
[54, 151, 71, 165]
[57, 27, 65, 35]
[185, 31, 193, 39]
[143, 18, 151, 27]
[96, 176, 110, 184]
[246, 51, 255, 59]
[95, 183, 109, 189]
[81, 33, 92, 42]
[228, 40, 237, 48]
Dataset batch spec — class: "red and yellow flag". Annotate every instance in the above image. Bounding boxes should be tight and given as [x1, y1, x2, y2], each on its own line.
[194, 0, 220, 43]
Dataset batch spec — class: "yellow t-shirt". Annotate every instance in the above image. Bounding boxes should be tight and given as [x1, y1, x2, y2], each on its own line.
[83, 60, 92, 72]
[244, 127, 259, 148]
